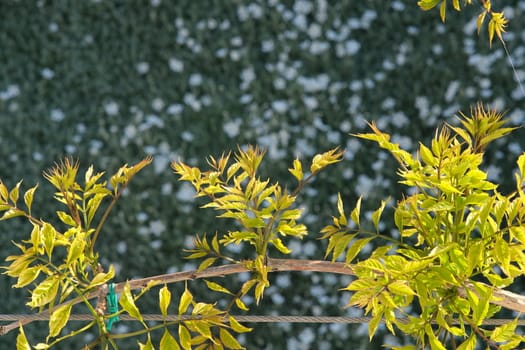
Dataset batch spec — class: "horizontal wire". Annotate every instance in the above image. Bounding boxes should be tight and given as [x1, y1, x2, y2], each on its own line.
[1, 314, 524, 326]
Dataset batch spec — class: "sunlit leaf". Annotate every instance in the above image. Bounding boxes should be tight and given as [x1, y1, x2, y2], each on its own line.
[179, 325, 192, 350]
[23, 184, 38, 213]
[205, 280, 233, 295]
[160, 330, 180, 350]
[229, 316, 252, 333]
[179, 287, 193, 315]
[288, 158, 303, 181]
[57, 211, 77, 226]
[119, 282, 143, 322]
[159, 285, 171, 319]
[220, 328, 244, 349]
[27, 277, 59, 308]
[16, 324, 31, 350]
[48, 303, 72, 338]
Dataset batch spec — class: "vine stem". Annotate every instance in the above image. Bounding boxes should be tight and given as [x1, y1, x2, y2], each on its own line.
[2, 258, 525, 336]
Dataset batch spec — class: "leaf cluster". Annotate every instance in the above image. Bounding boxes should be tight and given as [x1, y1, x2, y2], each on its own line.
[327, 104, 525, 349]
[2, 158, 152, 349]
[173, 145, 343, 304]
[417, 0, 508, 47]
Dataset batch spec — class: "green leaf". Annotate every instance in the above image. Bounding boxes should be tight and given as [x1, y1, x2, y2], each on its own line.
[288, 158, 303, 181]
[371, 198, 388, 231]
[350, 196, 362, 227]
[16, 324, 31, 350]
[439, 0, 446, 22]
[193, 321, 212, 340]
[419, 143, 436, 166]
[23, 184, 38, 213]
[56, 211, 76, 226]
[179, 287, 193, 314]
[235, 298, 249, 311]
[212, 234, 220, 253]
[88, 265, 115, 288]
[67, 234, 85, 265]
[205, 280, 233, 295]
[368, 312, 382, 340]
[42, 223, 56, 258]
[229, 316, 252, 333]
[0, 181, 8, 202]
[160, 330, 180, 350]
[14, 266, 41, 288]
[417, 0, 441, 11]
[456, 335, 476, 350]
[198, 257, 216, 272]
[138, 336, 155, 350]
[220, 328, 244, 349]
[388, 281, 416, 296]
[48, 303, 72, 338]
[159, 285, 171, 319]
[119, 282, 143, 322]
[9, 180, 22, 204]
[310, 147, 344, 173]
[518, 153, 525, 177]
[426, 324, 447, 350]
[270, 237, 291, 254]
[490, 319, 517, 342]
[477, 11, 487, 34]
[0, 208, 25, 220]
[27, 277, 59, 308]
[179, 325, 192, 350]
[345, 237, 373, 264]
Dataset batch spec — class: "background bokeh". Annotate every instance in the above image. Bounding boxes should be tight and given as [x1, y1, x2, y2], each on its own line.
[1, 0, 524, 348]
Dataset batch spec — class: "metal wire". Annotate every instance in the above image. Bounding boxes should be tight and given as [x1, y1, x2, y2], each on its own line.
[1, 314, 524, 326]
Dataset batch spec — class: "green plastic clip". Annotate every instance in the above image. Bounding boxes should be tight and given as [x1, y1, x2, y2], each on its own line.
[106, 283, 120, 332]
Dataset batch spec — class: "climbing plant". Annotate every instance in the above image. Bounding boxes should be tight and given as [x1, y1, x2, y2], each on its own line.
[1, 1, 523, 349]
[2, 104, 525, 349]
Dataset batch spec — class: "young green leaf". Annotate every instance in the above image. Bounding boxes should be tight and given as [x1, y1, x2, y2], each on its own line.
[138, 336, 155, 350]
[27, 277, 59, 308]
[179, 286, 193, 315]
[345, 237, 372, 264]
[220, 328, 244, 349]
[178, 325, 192, 350]
[48, 303, 72, 338]
[67, 234, 86, 265]
[159, 285, 171, 319]
[9, 180, 22, 204]
[235, 298, 249, 311]
[371, 199, 389, 231]
[14, 266, 41, 288]
[288, 158, 303, 182]
[205, 280, 233, 295]
[0, 208, 25, 220]
[16, 324, 31, 350]
[198, 257, 216, 272]
[229, 316, 252, 333]
[23, 184, 38, 213]
[88, 265, 115, 288]
[160, 330, 180, 350]
[56, 211, 77, 227]
[120, 282, 143, 322]
[310, 147, 344, 173]
[350, 197, 362, 227]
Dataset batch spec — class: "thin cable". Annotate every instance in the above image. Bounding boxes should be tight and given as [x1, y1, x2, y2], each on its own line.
[502, 40, 525, 100]
[1, 314, 524, 326]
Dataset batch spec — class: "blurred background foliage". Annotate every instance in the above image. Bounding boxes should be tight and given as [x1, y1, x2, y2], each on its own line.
[0, 0, 524, 348]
